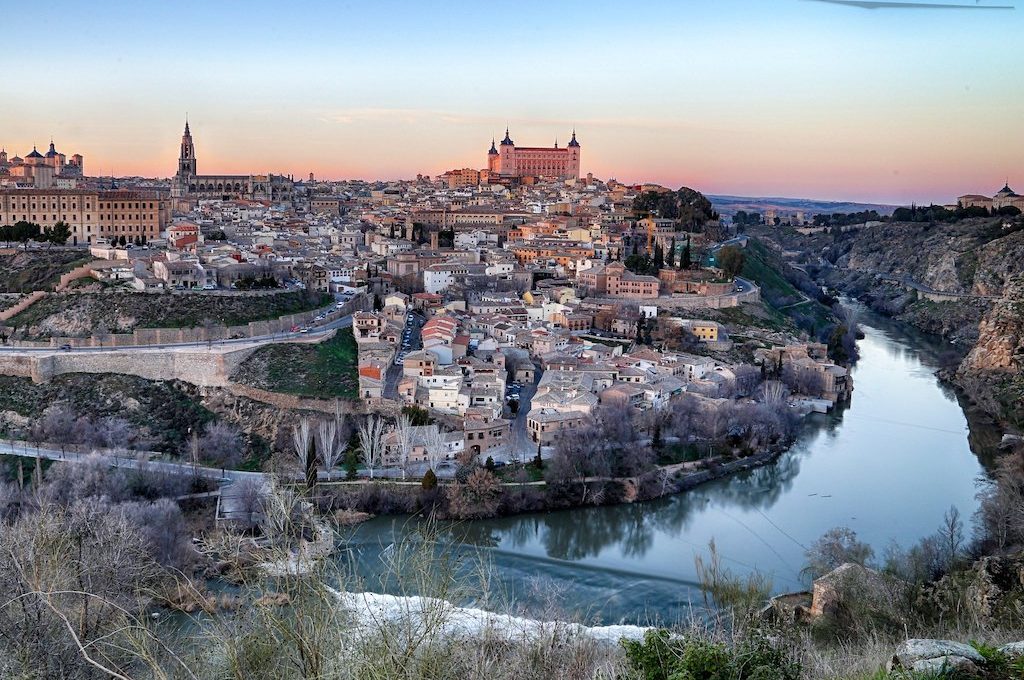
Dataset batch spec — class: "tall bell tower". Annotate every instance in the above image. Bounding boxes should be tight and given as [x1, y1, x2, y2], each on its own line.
[178, 119, 197, 178]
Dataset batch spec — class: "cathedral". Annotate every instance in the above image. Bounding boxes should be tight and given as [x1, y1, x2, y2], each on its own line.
[487, 128, 581, 180]
[171, 121, 294, 205]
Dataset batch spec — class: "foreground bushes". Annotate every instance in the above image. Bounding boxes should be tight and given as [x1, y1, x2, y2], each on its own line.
[622, 628, 801, 680]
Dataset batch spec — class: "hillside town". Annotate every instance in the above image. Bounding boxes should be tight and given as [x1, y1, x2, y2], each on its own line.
[8, 0, 1024, 675]
[0, 123, 857, 476]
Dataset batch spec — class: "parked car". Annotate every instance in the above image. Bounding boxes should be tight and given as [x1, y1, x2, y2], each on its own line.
[59, 344, 72, 351]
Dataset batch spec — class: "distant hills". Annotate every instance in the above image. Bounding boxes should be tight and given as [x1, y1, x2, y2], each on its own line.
[708, 194, 900, 219]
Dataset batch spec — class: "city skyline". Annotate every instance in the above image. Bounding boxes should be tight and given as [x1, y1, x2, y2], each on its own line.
[2, 0, 1021, 204]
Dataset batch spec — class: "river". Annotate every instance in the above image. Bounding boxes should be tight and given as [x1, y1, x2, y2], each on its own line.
[342, 314, 993, 626]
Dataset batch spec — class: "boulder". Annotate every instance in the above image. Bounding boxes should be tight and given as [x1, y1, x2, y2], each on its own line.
[999, 641, 1024, 659]
[889, 639, 986, 672]
[910, 655, 981, 677]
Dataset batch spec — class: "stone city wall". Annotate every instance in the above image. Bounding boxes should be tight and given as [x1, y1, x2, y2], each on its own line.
[5, 293, 370, 349]
[0, 345, 261, 387]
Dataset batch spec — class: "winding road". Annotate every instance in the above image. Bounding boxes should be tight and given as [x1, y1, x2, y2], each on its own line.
[0, 312, 355, 355]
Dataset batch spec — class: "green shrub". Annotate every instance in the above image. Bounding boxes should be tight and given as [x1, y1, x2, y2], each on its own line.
[620, 628, 800, 680]
[421, 469, 438, 490]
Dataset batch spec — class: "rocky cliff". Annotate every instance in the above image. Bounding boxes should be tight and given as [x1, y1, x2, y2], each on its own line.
[825, 219, 1024, 296]
[957, 275, 1024, 429]
[795, 217, 1024, 428]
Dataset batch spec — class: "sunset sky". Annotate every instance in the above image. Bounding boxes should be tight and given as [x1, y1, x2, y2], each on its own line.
[2, 0, 1021, 204]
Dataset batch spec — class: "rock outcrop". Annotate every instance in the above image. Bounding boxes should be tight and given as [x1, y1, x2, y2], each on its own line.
[957, 275, 1024, 428]
[887, 638, 1024, 677]
[888, 639, 985, 676]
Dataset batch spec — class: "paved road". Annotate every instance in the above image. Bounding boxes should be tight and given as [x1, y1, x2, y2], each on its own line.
[0, 440, 267, 518]
[838, 266, 999, 301]
[383, 311, 424, 399]
[507, 371, 539, 463]
[0, 312, 354, 355]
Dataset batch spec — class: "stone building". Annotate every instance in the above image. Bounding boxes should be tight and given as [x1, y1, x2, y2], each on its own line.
[0, 188, 169, 245]
[577, 262, 660, 299]
[0, 140, 84, 188]
[957, 183, 1024, 213]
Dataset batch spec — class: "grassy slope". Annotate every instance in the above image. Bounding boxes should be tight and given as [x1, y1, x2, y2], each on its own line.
[0, 250, 92, 293]
[231, 328, 359, 400]
[742, 239, 836, 336]
[9, 290, 331, 337]
[0, 373, 215, 453]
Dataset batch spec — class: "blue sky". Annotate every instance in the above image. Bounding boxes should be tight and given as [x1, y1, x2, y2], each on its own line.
[2, 0, 1021, 203]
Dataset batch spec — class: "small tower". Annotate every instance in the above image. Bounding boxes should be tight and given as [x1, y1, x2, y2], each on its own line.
[487, 138, 499, 173]
[499, 127, 515, 176]
[567, 129, 581, 180]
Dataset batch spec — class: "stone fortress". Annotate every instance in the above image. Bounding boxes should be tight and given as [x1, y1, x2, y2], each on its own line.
[487, 128, 581, 180]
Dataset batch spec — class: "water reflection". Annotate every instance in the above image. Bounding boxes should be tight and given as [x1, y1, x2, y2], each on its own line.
[348, 312, 997, 623]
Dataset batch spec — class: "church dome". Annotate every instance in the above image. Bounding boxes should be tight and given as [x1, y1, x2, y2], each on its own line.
[26, 147, 43, 159]
[45, 140, 58, 157]
[997, 183, 1018, 197]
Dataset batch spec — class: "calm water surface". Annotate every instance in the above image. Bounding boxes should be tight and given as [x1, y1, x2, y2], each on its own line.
[344, 316, 991, 625]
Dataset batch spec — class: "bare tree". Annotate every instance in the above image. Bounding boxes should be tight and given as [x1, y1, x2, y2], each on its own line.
[730, 364, 762, 397]
[39, 404, 76, 456]
[292, 417, 316, 490]
[758, 380, 789, 408]
[232, 477, 267, 530]
[937, 505, 964, 570]
[358, 415, 386, 480]
[95, 416, 134, 454]
[198, 421, 244, 468]
[669, 395, 699, 441]
[0, 500, 168, 678]
[803, 526, 874, 581]
[422, 425, 447, 474]
[392, 414, 415, 481]
[316, 418, 339, 481]
[258, 478, 305, 551]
